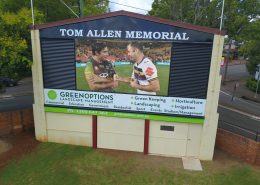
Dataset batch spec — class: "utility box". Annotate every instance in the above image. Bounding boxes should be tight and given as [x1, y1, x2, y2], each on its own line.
[31, 11, 224, 160]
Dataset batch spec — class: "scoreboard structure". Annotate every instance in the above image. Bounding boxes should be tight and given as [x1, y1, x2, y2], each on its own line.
[31, 11, 224, 160]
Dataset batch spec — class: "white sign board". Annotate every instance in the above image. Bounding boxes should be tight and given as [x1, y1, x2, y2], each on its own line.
[44, 89, 206, 117]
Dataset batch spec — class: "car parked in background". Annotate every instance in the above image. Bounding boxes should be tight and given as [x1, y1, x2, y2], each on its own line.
[0, 77, 18, 87]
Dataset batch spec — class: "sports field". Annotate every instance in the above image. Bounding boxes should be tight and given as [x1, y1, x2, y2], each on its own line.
[76, 64, 170, 96]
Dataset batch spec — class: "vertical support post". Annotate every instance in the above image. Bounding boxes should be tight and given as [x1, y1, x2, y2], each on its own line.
[222, 40, 231, 85]
[231, 82, 239, 101]
[31, 30, 48, 142]
[220, 0, 225, 31]
[78, 0, 84, 17]
[30, 0, 35, 26]
[199, 35, 224, 160]
[254, 66, 260, 98]
[92, 115, 97, 149]
[143, 119, 150, 155]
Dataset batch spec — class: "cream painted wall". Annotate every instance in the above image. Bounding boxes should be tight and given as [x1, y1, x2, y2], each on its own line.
[46, 112, 92, 146]
[199, 35, 224, 160]
[31, 30, 47, 142]
[186, 124, 203, 157]
[149, 121, 188, 157]
[97, 117, 144, 152]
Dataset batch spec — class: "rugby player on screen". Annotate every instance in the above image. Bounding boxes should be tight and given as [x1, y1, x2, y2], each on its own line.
[84, 42, 118, 92]
[116, 42, 160, 95]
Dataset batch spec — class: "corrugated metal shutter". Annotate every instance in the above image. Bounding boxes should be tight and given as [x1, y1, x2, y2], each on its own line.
[41, 39, 76, 89]
[168, 43, 213, 99]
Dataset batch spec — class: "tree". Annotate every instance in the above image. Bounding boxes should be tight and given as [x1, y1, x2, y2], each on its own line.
[149, 0, 260, 75]
[149, 0, 260, 38]
[222, 0, 260, 39]
[0, 0, 30, 12]
[0, 0, 109, 79]
[239, 20, 260, 74]
[0, 8, 44, 79]
[0, 0, 109, 23]
[149, 0, 211, 25]
[83, 0, 109, 16]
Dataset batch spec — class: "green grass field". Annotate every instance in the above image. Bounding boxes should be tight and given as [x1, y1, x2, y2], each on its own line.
[1, 143, 260, 185]
[76, 64, 170, 96]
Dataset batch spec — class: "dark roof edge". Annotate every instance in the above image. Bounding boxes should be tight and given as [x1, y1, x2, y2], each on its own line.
[32, 10, 225, 36]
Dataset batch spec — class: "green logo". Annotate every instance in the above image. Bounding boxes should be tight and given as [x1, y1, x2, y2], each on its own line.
[48, 90, 57, 100]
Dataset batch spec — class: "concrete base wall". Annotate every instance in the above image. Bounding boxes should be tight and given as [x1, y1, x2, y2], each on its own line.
[97, 117, 144, 152]
[3, 108, 259, 166]
[46, 112, 92, 146]
[149, 121, 188, 157]
[43, 114, 205, 158]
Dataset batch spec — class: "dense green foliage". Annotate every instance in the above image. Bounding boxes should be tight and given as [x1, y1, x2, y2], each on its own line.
[149, 0, 260, 38]
[241, 20, 260, 74]
[0, 0, 109, 80]
[0, 0, 109, 22]
[246, 78, 260, 92]
[0, 142, 260, 185]
[149, 0, 213, 26]
[0, 8, 44, 79]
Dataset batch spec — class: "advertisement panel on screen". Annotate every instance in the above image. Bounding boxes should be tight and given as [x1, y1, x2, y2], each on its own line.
[44, 89, 206, 117]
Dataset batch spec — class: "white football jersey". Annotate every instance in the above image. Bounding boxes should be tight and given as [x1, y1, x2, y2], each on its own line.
[131, 57, 158, 95]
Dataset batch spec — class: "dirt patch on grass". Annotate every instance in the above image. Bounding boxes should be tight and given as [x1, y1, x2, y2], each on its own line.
[0, 130, 39, 170]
